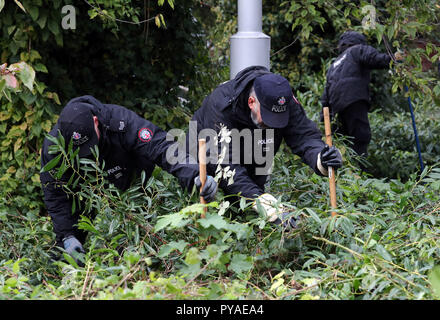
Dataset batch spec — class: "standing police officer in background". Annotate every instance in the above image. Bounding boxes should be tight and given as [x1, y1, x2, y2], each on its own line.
[41, 95, 217, 263]
[321, 31, 402, 160]
[189, 66, 343, 229]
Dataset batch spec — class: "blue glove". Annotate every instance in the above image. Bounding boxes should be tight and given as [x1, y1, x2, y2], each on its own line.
[194, 175, 217, 202]
[63, 235, 85, 266]
[320, 145, 343, 170]
[273, 212, 297, 230]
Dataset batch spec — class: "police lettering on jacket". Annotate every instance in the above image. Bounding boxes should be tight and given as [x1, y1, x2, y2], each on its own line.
[189, 66, 326, 199]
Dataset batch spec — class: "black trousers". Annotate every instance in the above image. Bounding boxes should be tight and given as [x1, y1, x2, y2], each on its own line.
[335, 101, 371, 157]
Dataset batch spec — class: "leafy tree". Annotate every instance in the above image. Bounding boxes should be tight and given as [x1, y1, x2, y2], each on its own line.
[1, 0, 212, 127]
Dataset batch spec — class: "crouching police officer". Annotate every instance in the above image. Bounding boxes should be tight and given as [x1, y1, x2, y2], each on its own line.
[41, 95, 217, 263]
[188, 66, 343, 230]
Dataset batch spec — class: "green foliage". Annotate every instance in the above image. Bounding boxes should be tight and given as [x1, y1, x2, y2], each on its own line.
[0, 0, 214, 130]
[0, 132, 439, 300]
[368, 106, 440, 179]
[0, 59, 59, 227]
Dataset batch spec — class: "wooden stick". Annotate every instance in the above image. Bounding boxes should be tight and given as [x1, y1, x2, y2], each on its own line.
[323, 107, 337, 217]
[198, 138, 207, 217]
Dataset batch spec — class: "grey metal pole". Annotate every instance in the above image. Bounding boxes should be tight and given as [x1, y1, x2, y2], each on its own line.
[230, 0, 271, 79]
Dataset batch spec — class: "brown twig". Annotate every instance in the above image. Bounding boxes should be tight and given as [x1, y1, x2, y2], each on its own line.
[80, 263, 92, 300]
[184, 256, 216, 288]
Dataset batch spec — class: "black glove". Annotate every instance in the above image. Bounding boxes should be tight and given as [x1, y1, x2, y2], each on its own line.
[63, 235, 85, 267]
[194, 175, 217, 202]
[273, 212, 297, 230]
[320, 145, 343, 170]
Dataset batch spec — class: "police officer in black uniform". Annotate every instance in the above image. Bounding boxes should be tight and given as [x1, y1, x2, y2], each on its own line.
[321, 31, 397, 159]
[41, 95, 217, 261]
[189, 66, 343, 229]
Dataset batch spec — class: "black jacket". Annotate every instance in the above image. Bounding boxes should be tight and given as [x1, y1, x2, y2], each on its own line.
[321, 43, 391, 114]
[41, 95, 200, 244]
[189, 66, 325, 198]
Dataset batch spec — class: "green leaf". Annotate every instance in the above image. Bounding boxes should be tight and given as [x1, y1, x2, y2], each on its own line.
[228, 254, 253, 275]
[0, 0, 4, 13]
[185, 247, 200, 265]
[154, 212, 190, 232]
[157, 240, 188, 258]
[2, 87, 12, 101]
[48, 18, 60, 36]
[225, 223, 249, 240]
[376, 244, 393, 262]
[270, 278, 284, 292]
[428, 266, 440, 299]
[239, 197, 247, 211]
[12, 62, 35, 91]
[34, 63, 48, 73]
[71, 197, 76, 213]
[179, 203, 205, 215]
[198, 213, 228, 229]
[12, 260, 20, 273]
[37, 12, 48, 29]
[123, 251, 141, 266]
[304, 208, 321, 224]
[55, 32, 63, 47]
[28, 5, 39, 21]
[19, 91, 37, 105]
[78, 216, 99, 234]
[0, 79, 6, 92]
[6, 277, 18, 288]
[62, 252, 80, 268]
[40, 154, 61, 173]
[159, 14, 166, 28]
[55, 158, 68, 179]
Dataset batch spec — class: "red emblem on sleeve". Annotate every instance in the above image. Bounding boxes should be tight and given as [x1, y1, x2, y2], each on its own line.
[138, 128, 153, 142]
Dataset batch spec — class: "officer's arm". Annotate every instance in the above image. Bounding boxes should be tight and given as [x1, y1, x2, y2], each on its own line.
[320, 69, 331, 108]
[192, 97, 264, 199]
[210, 160, 264, 199]
[204, 120, 264, 199]
[40, 140, 79, 245]
[41, 178, 78, 241]
[282, 101, 326, 175]
[126, 112, 200, 192]
[357, 44, 391, 69]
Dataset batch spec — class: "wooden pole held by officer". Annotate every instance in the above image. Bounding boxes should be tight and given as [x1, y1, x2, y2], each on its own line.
[198, 138, 208, 217]
[323, 107, 337, 217]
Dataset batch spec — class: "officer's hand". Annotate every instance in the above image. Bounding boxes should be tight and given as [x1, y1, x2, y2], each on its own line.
[320, 145, 343, 170]
[194, 175, 217, 202]
[273, 212, 297, 230]
[63, 235, 85, 266]
[253, 194, 297, 232]
[394, 50, 405, 63]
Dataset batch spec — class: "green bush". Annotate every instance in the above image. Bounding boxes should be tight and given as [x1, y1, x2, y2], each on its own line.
[0, 130, 439, 300]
